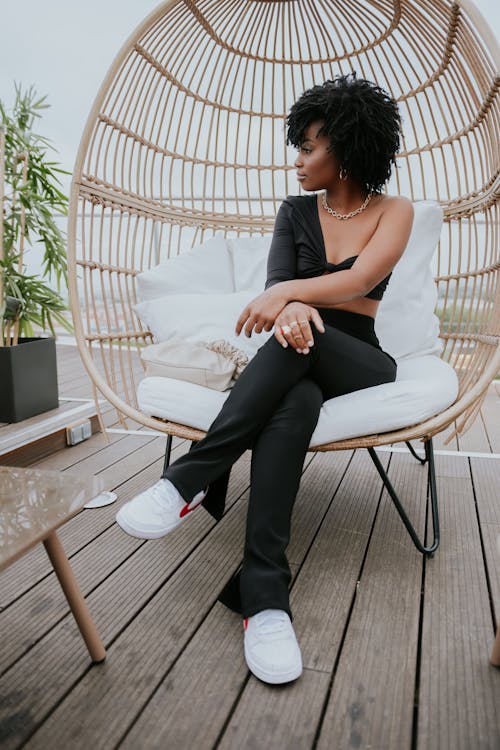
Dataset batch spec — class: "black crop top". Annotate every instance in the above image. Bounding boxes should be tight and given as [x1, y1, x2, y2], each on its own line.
[264, 194, 391, 301]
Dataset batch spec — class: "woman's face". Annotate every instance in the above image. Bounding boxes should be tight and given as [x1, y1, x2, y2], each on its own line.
[294, 120, 340, 191]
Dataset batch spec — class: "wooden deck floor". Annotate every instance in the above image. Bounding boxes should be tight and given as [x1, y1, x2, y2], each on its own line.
[1, 344, 499, 749]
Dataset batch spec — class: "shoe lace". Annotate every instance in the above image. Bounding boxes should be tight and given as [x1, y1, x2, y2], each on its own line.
[255, 610, 289, 635]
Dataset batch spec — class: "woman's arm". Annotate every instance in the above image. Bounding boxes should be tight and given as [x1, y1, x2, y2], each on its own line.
[280, 197, 414, 307]
[235, 201, 297, 337]
[235, 196, 414, 337]
[264, 200, 297, 289]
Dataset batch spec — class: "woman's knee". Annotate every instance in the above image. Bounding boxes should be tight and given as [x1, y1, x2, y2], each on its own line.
[276, 379, 323, 431]
[256, 332, 293, 358]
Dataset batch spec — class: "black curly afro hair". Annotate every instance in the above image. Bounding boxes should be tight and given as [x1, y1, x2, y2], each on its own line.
[286, 72, 402, 194]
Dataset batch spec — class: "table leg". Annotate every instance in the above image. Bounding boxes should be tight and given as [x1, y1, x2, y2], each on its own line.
[43, 531, 106, 663]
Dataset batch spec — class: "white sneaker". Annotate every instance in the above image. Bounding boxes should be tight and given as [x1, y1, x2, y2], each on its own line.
[243, 609, 303, 684]
[115, 479, 207, 539]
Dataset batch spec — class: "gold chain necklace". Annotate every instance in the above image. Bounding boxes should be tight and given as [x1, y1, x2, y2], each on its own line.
[321, 190, 373, 220]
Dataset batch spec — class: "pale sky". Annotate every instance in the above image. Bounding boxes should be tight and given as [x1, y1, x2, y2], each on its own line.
[1, 0, 498, 196]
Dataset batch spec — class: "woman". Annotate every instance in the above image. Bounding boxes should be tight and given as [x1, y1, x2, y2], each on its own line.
[116, 73, 414, 685]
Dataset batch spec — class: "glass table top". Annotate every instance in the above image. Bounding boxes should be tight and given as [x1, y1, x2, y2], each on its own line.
[0, 466, 104, 570]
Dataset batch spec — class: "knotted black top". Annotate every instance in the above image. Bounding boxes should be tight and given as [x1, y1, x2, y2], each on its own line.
[264, 194, 391, 301]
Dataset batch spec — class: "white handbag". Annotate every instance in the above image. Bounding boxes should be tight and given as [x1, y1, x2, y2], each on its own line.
[140, 337, 249, 391]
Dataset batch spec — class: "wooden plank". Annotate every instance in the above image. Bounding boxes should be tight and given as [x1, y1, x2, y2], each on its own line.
[0, 432, 180, 607]
[481, 524, 500, 653]
[0, 401, 97, 457]
[55, 345, 146, 428]
[416, 454, 500, 750]
[0, 414, 91, 463]
[469, 457, 500, 634]
[1, 338, 497, 748]
[456, 408, 492, 454]
[315, 451, 427, 750]
[470, 456, 500, 525]
[431, 423, 459, 451]
[0, 343, 141, 456]
[214, 451, 425, 750]
[120, 450, 389, 750]
[0, 415, 100, 467]
[479, 385, 500, 453]
[0, 450, 251, 676]
[56, 347, 99, 394]
[2, 451, 498, 748]
[55, 350, 87, 380]
[0, 453, 254, 748]
[119, 568, 325, 750]
[3, 451, 339, 749]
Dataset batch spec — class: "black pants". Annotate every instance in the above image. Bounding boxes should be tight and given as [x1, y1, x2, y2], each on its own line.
[162, 309, 397, 622]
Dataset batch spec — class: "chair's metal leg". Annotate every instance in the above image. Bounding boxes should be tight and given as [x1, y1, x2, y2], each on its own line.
[425, 439, 440, 553]
[162, 433, 173, 473]
[367, 438, 440, 555]
[405, 440, 427, 464]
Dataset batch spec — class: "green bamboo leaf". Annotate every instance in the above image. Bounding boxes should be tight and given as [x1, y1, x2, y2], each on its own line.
[1, 84, 69, 344]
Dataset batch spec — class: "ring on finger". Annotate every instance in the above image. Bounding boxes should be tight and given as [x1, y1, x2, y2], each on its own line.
[290, 320, 299, 328]
[299, 319, 309, 326]
[281, 324, 291, 335]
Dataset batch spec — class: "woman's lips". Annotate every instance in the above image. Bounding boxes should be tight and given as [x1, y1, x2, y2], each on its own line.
[296, 174, 306, 181]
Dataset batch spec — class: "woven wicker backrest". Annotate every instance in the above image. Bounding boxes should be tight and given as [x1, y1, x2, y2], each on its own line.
[68, 0, 499, 441]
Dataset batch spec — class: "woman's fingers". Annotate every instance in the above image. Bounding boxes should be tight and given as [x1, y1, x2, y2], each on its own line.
[235, 307, 250, 336]
[274, 325, 289, 348]
[276, 320, 308, 353]
[297, 318, 314, 347]
[310, 309, 326, 334]
[279, 310, 324, 353]
[235, 308, 263, 338]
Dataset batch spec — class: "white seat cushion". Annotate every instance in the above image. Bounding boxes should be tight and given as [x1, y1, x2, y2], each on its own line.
[137, 354, 458, 447]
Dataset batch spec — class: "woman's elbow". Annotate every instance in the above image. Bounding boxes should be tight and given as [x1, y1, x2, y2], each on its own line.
[350, 273, 373, 299]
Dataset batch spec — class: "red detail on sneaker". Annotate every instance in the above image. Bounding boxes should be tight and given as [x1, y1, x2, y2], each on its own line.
[243, 617, 249, 630]
[179, 503, 198, 518]
[179, 489, 207, 519]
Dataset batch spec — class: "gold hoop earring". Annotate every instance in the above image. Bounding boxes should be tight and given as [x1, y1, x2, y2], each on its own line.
[339, 167, 348, 181]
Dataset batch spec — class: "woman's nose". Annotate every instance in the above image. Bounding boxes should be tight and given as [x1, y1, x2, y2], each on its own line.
[294, 155, 302, 168]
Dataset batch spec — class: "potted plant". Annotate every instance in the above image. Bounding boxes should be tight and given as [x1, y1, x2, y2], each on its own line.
[0, 85, 72, 422]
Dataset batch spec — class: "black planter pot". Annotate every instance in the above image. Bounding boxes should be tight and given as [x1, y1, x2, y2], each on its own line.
[0, 337, 59, 423]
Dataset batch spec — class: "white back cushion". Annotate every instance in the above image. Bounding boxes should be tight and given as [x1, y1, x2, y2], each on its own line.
[228, 236, 272, 291]
[375, 200, 443, 360]
[133, 290, 273, 357]
[134, 199, 443, 363]
[135, 236, 234, 301]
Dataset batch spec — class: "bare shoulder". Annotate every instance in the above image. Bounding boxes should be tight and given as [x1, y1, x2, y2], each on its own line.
[378, 194, 414, 217]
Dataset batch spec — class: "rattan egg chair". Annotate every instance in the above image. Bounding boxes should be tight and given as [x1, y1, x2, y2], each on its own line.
[68, 0, 499, 555]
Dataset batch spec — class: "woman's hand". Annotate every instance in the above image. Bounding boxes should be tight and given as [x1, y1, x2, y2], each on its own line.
[274, 302, 325, 354]
[235, 284, 290, 338]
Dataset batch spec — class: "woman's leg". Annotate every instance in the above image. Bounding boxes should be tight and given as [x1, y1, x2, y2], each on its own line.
[218, 325, 397, 619]
[162, 335, 312, 501]
[162, 325, 395, 503]
[239, 378, 323, 622]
